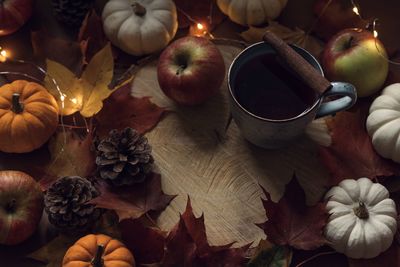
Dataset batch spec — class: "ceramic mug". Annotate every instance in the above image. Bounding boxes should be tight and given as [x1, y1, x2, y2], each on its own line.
[228, 42, 357, 149]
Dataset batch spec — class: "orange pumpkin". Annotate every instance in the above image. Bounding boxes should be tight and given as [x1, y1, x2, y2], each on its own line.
[0, 80, 59, 153]
[63, 234, 135, 267]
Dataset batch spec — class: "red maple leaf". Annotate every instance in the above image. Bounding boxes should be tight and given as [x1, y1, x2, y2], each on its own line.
[95, 83, 166, 138]
[173, 0, 225, 29]
[90, 172, 175, 221]
[78, 10, 108, 63]
[258, 175, 327, 250]
[319, 101, 400, 185]
[161, 197, 250, 266]
[119, 219, 166, 264]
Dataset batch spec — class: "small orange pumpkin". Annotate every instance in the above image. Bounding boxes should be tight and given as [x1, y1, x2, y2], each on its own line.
[63, 234, 135, 267]
[0, 80, 59, 153]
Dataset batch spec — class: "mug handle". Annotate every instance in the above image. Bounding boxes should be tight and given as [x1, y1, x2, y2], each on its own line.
[315, 82, 357, 118]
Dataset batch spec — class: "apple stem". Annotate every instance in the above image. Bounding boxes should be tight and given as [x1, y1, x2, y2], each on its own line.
[12, 93, 24, 114]
[354, 201, 369, 219]
[346, 36, 355, 50]
[91, 244, 104, 267]
[6, 199, 17, 213]
[132, 2, 146, 16]
[176, 65, 186, 75]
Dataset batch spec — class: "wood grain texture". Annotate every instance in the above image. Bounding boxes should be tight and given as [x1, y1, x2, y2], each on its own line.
[131, 44, 331, 247]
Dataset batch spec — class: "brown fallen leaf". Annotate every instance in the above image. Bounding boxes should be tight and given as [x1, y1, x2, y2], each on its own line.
[27, 234, 79, 267]
[78, 9, 108, 64]
[173, 0, 225, 29]
[119, 219, 166, 264]
[161, 197, 250, 266]
[258, 175, 327, 250]
[39, 129, 95, 190]
[240, 21, 325, 59]
[90, 172, 176, 221]
[95, 82, 166, 138]
[319, 101, 400, 185]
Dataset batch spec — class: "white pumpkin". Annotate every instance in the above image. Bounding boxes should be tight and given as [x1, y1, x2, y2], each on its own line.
[216, 0, 288, 26]
[324, 178, 397, 259]
[367, 83, 400, 163]
[102, 0, 178, 56]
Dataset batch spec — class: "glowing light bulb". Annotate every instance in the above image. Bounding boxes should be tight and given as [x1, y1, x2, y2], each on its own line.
[70, 98, 78, 104]
[0, 49, 7, 63]
[197, 23, 204, 30]
[352, 6, 359, 15]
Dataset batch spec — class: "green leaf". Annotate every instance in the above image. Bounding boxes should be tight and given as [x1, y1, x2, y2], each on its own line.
[248, 244, 292, 267]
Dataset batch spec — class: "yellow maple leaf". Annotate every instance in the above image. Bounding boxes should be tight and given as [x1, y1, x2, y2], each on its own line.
[45, 43, 118, 117]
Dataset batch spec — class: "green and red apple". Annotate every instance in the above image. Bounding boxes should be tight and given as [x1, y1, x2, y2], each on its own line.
[322, 28, 389, 97]
[157, 36, 225, 105]
[0, 170, 43, 245]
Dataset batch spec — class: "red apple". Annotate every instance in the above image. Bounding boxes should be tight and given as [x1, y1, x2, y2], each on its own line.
[157, 36, 225, 105]
[0, 170, 43, 245]
[0, 0, 34, 36]
[322, 28, 389, 97]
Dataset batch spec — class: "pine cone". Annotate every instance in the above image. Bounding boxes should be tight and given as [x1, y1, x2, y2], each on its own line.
[96, 128, 154, 186]
[44, 176, 101, 231]
[52, 0, 93, 27]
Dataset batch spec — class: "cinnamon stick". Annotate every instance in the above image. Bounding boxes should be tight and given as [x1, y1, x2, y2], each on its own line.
[262, 31, 331, 95]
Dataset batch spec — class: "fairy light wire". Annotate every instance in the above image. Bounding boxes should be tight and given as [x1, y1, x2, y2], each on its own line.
[0, 48, 70, 153]
[349, 0, 400, 65]
[176, 2, 215, 38]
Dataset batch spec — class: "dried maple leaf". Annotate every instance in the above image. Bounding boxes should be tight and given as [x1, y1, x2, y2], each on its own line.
[161, 198, 250, 266]
[173, 0, 225, 29]
[241, 21, 325, 58]
[27, 234, 79, 267]
[313, 0, 368, 41]
[78, 9, 108, 63]
[119, 219, 166, 264]
[95, 82, 166, 138]
[258, 175, 327, 250]
[319, 101, 400, 185]
[39, 129, 95, 190]
[90, 172, 175, 221]
[45, 43, 128, 117]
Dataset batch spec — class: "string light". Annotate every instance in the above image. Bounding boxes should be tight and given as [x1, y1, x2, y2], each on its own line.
[0, 48, 7, 63]
[0, 46, 77, 152]
[348, 0, 400, 65]
[176, 5, 215, 38]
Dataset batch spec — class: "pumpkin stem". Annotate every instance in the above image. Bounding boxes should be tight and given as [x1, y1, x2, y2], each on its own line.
[132, 2, 146, 16]
[91, 244, 104, 267]
[12, 93, 24, 114]
[354, 201, 369, 219]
